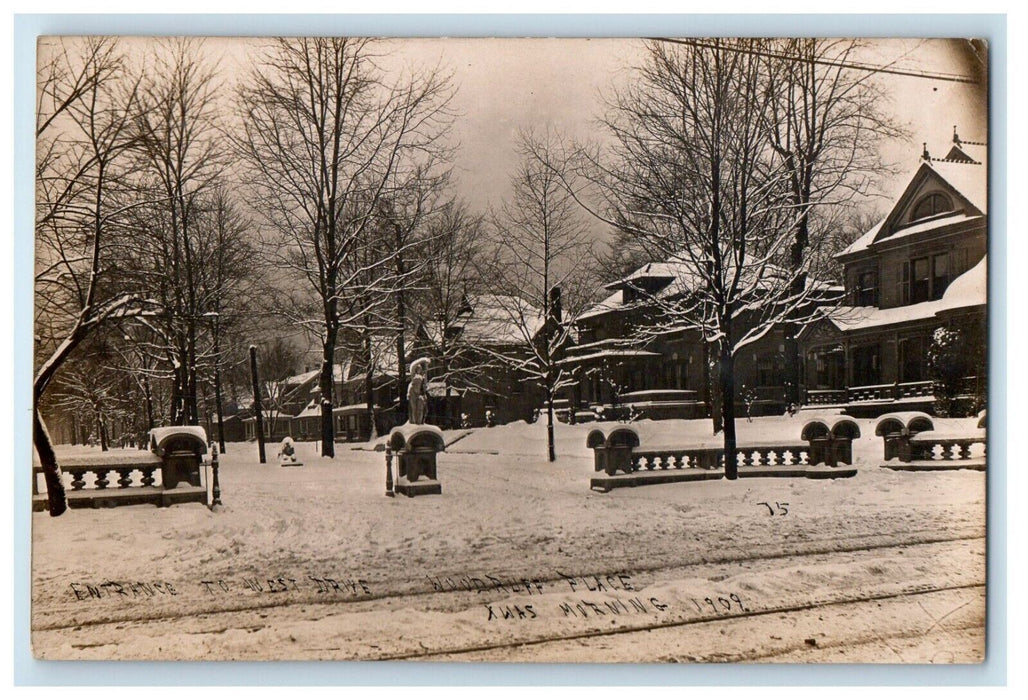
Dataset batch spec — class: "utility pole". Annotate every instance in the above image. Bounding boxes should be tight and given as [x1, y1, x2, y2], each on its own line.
[250, 345, 266, 464]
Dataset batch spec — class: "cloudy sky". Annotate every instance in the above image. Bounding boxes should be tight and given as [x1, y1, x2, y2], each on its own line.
[43, 36, 989, 224]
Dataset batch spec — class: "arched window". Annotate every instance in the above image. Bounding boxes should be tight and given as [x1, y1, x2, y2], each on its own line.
[911, 192, 953, 221]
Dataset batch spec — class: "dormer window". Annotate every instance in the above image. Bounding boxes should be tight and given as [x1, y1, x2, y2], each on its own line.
[853, 270, 878, 307]
[902, 252, 951, 304]
[911, 192, 953, 222]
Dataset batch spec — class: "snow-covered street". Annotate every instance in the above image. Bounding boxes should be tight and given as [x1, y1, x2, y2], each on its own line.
[31, 415, 986, 662]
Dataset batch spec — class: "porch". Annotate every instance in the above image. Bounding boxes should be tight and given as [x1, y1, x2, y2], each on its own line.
[803, 380, 936, 417]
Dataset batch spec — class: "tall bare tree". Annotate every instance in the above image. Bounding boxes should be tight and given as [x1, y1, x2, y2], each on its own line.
[132, 38, 226, 426]
[482, 130, 591, 462]
[762, 38, 903, 403]
[34, 37, 147, 516]
[236, 38, 454, 456]
[375, 161, 452, 423]
[577, 39, 834, 478]
[412, 200, 492, 426]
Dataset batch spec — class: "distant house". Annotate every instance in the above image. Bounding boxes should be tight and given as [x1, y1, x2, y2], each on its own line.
[565, 261, 825, 419]
[422, 292, 549, 427]
[239, 366, 327, 442]
[797, 133, 987, 416]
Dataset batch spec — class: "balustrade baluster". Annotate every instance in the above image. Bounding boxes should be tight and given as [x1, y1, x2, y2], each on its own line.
[94, 468, 110, 490]
[116, 468, 133, 489]
[141, 466, 156, 488]
[959, 442, 971, 460]
[70, 469, 86, 491]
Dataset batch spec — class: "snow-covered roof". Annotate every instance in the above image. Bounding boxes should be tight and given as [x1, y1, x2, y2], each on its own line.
[825, 303, 949, 332]
[603, 262, 680, 291]
[938, 254, 987, 313]
[838, 218, 886, 257]
[452, 293, 545, 346]
[840, 157, 986, 258]
[931, 160, 987, 214]
[578, 289, 624, 320]
[843, 212, 984, 258]
[556, 348, 661, 365]
[581, 256, 834, 322]
[293, 401, 322, 418]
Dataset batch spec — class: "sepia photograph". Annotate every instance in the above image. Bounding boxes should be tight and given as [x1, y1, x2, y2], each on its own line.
[28, 33, 990, 664]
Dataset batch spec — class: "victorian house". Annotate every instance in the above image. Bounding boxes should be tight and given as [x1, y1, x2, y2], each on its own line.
[796, 132, 987, 416]
[419, 292, 549, 427]
[563, 262, 819, 420]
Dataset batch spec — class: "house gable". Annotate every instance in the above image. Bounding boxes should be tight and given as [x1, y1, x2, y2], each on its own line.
[874, 162, 985, 244]
[796, 316, 843, 345]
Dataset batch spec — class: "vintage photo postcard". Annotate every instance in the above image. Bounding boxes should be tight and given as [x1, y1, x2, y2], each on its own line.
[30, 36, 988, 662]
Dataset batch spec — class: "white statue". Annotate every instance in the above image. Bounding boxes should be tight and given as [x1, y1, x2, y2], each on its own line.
[407, 358, 430, 425]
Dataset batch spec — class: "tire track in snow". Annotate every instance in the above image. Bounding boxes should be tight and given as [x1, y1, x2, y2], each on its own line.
[374, 582, 985, 661]
[33, 530, 983, 633]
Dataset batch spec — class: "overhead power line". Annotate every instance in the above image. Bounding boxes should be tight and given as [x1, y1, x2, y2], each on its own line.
[650, 38, 982, 85]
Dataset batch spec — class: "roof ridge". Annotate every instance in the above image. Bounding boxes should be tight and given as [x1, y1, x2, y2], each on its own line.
[930, 156, 981, 165]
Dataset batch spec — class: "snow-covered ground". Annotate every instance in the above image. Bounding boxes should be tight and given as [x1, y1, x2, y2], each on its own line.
[31, 415, 986, 662]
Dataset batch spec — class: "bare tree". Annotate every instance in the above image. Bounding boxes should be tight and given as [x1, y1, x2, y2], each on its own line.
[132, 39, 226, 426]
[578, 39, 834, 478]
[375, 161, 452, 423]
[411, 200, 493, 427]
[481, 130, 592, 462]
[762, 38, 904, 403]
[236, 38, 454, 457]
[49, 339, 137, 452]
[34, 37, 147, 516]
[189, 184, 258, 450]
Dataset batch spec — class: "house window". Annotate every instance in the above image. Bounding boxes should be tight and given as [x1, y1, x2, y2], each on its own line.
[809, 346, 844, 390]
[851, 344, 881, 387]
[911, 192, 953, 221]
[756, 353, 783, 387]
[854, 270, 878, 306]
[932, 253, 949, 300]
[903, 255, 950, 304]
[898, 336, 928, 383]
[911, 257, 932, 303]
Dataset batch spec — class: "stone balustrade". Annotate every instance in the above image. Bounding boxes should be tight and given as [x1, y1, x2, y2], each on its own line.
[588, 418, 857, 492]
[909, 433, 986, 463]
[32, 427, 211, 512]
[806, 389, 847, 406]
[875, 411, 985, 471]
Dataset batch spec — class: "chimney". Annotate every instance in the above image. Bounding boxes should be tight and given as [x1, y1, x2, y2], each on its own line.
[549, 286, 563, 325]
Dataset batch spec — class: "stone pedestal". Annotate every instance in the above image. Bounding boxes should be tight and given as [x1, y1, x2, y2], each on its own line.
[150, 426, 208, 489]
[388, 423, 445, 498]
[394, 476, 442, 497]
